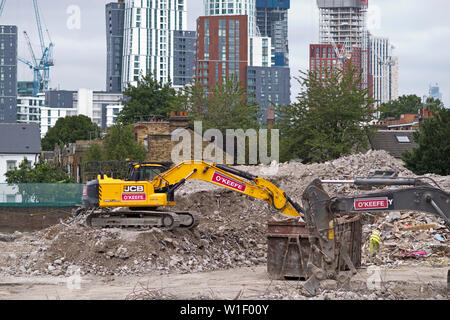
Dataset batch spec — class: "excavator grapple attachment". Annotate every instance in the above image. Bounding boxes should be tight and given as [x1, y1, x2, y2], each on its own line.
[300, 176, 450, 294]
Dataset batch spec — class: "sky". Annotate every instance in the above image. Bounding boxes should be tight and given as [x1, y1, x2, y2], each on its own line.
[1, 0, 449, 106]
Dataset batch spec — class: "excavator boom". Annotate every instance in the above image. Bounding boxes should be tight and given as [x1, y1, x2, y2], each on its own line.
[151, 160, 303, 219]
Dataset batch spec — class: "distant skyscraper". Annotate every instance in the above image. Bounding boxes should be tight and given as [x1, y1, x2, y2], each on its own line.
[122, 0, 187, 89]
[196, 15, 249, 91]
[369, 35, 393, 106]
[198, 0, 290, 123]
[204, 0, 257, 36]
[317, 0, 367, 50]
[106, 1, 125, 93]
[173, 30, 196, 88]
[256, 0, 289, 67]
[247, 66, 290, 121]
[317, 0, 369, 89]
[0, 25, 18, 123]
[429, 83, 443, 101]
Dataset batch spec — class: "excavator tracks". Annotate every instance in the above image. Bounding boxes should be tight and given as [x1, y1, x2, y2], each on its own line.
[85, 210, 200, 231]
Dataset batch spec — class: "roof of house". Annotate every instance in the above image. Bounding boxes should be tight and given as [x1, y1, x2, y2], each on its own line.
[369, 130, 418, 159]
[0, 123, 41, 154]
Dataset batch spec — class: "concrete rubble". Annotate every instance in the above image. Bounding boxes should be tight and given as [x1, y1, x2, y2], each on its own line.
[0, 150, 448, 300]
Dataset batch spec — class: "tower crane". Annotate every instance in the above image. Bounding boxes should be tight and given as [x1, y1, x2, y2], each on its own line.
[13, 0, 54, 96]
[0, 0, 6, 18]
[17, 56, 40, 96]
[31, 0, 54, 93]
[21, 31, 41, 96]
[32, 0, 54, 92]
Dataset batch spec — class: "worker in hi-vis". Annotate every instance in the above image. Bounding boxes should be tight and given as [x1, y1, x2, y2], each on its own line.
[369, 227, 382, 257]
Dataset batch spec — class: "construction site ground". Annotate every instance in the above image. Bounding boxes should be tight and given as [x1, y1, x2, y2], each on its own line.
[0, 151, 448, 300]
[0, 265, 448, 300]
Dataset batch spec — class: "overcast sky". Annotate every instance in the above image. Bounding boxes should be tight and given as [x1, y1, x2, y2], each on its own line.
[1, 0, 449, 106]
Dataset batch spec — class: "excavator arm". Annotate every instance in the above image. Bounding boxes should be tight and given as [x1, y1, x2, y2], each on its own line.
[300, 176, 450, 295]
[150, 160, 304, 219]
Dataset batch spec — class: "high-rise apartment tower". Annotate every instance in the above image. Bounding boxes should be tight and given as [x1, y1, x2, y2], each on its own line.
[256, 0, 289, 67]
[122, 0, 187, 89]
[0, 25, 18, 123]
[106, 1, 125, 93]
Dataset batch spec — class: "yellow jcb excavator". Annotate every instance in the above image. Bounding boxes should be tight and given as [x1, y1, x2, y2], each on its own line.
[80, 160, 304, 229]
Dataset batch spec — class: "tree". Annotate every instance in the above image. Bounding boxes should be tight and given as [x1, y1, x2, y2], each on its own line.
[183, 80, 210, 128]
[41, 115, 100, 151]
[186, 76, 261, 133]
[276, 66, 374, 163]
[6, 158, 73, 183]
[5, 159, 77, 204]
[402, 108, 450, 175]
[117, 73, 182, 124]
[84, 123, 146, 163]
[378, 95, 444, 120]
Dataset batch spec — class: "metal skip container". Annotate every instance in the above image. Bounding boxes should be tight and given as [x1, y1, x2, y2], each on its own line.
[267, 216, 362, 280]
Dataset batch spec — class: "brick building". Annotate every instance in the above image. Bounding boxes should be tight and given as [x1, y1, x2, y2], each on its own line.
[309, 43, 362, 78]
[53, 139, 103, 183]
[374, 109, 434, 131]
[134, 111, 225, 164]
[196, 15, 249, 92]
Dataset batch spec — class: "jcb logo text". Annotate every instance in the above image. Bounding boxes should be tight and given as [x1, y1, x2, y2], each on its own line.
[123, 185, 144, 193]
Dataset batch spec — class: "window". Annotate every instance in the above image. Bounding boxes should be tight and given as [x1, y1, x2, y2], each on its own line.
[396, 136, 410, 143]
[7, 160, 16, 171]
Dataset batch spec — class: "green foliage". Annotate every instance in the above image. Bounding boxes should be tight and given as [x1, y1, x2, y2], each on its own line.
[276, 66, 374, 163]
[186, 76, 261, 133]
[4, 159, 81, 205]
[117, 73, 182, 124]
[41, 115, 100, 151]
[378, 95, 444, 120]
[5, 158, 74, 183]
[84, 142, 104, 161]
[84, 124, 146, 163]
[402, 108, 450, 175]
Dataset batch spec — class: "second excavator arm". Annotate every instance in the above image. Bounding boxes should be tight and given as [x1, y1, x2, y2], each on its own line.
[300, 176, 450, 295]
[150, 160, 304, 219]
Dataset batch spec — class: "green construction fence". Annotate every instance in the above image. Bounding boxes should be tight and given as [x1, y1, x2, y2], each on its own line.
[0, 183, 84, 207]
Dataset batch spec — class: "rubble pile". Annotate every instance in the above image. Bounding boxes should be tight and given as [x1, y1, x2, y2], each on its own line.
[361, 211, 449, 268]
[0, 191, 272, 277]
[0, 150, 448, 281]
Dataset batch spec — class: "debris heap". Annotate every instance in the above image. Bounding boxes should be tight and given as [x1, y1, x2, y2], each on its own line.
[0, 150, 448, 278]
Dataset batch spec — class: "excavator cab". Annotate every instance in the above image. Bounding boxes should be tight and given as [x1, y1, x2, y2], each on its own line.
[125, 162, 172, 182]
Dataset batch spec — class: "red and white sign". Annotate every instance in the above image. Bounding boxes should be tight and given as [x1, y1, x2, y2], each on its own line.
[121, 193, 146, 201]
[211, 172, 247, 192]
[354, 197, 389, 210]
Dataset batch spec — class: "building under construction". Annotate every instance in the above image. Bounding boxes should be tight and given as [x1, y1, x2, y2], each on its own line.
[317, 0, 368, 51]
